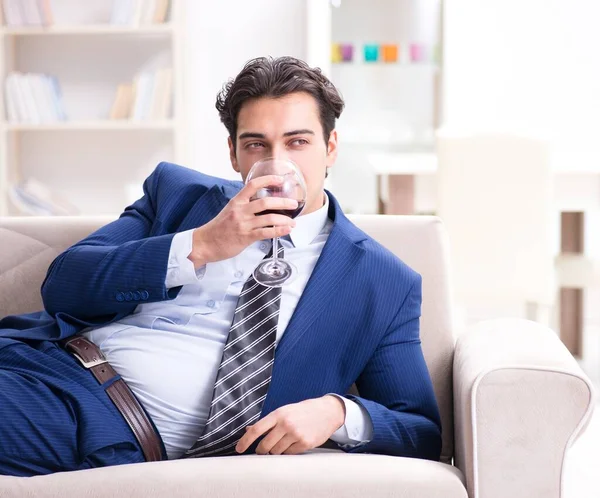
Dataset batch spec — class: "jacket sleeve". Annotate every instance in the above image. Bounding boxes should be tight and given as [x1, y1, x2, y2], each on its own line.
[342, 273, 443, 461]
[41, 162, 182, 322]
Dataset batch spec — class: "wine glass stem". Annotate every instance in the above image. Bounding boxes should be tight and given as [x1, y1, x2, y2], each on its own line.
[272, 236, 280, 264]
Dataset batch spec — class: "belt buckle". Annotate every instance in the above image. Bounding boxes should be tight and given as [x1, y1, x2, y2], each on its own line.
[71, 351, 108, 369]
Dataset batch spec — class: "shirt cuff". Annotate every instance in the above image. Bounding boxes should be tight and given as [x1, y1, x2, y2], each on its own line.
[165, 229, 207, 289]
[327, 394, 373, 448]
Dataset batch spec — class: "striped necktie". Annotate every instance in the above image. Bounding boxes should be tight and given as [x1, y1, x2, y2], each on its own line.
[183, 244, 284, 458]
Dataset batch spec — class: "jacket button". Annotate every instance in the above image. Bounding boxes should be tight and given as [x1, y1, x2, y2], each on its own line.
[116, 292, 124, 302]
[132, 291, 141, 301]
[124, 292, 133, 301]
[141, 290, 149, 300]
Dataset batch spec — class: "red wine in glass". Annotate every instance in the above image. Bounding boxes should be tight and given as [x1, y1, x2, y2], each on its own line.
[246, 157, 307, 287]
[255, 200, 306, 219]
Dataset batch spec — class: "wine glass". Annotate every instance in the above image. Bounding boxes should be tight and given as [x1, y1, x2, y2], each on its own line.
[246, 157, 307, 287]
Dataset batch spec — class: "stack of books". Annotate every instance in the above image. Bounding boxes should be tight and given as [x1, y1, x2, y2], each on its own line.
[4, 72, 67, 123]
[1, 0, 54, 27]
[8, 178, 79, 216]
[110, 68, 172, 120]
[110, 0, 170, 26]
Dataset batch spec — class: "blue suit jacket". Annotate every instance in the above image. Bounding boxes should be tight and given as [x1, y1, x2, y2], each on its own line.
[0, 162, 442, 461]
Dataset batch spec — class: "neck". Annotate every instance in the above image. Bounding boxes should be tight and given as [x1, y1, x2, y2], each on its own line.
[299, 192, 326, 217]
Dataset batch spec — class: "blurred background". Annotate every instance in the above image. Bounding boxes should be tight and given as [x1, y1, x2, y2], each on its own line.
[0, 0, 599, 389]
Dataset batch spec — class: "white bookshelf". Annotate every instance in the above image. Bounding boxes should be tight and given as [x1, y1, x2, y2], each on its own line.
[0, 0, 187, 216]
[5, 120, 176, 131]
[0, 24, 174, 36]
[305, 0, 443, 215]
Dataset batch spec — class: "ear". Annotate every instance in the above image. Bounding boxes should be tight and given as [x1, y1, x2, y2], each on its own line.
[325, 129, 338, 170]
[228, 136, 240, 173]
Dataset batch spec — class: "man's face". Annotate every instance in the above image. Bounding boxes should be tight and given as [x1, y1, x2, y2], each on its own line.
[229, 92, 338, 216]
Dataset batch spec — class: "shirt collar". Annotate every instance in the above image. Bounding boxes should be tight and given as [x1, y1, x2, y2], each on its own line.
[288, 193, 330, 248]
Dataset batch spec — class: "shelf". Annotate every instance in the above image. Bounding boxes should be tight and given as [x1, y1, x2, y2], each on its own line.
[332, 62, 439, 70]
[2, 120, 176, 131]
[342, 136, 435, 148]
[367, 151, 600, 176]
[0, 24, 173, 36]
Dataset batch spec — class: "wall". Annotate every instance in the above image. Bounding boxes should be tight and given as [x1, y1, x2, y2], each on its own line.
[443, 0, 600, 381]
[443, 0, 600, 156]
[184, 0, 307, 180]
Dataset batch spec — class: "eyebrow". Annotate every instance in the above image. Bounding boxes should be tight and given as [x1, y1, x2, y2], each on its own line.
[238, 132, 265, 140]
[283, 129, 315, 137]
[238, 129, 315, 140]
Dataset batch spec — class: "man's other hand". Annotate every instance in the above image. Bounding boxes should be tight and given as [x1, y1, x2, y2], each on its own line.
[189, 175, 298, 269]
[235, 395, 346, 455]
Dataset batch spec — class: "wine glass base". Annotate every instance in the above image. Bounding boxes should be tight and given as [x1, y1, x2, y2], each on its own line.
[254, 259, 297, 287]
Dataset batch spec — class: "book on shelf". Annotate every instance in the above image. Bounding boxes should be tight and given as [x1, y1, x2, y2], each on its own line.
[38, 0, 53, 25]
[4, 72, 67, 123]
[109, 83, 135, 119]
[109, 68, 172, 120]
[1, 0, 54, 27]
[110, 0, 170, 26]
[153, 0, 170, 23]
[149, 68, 173, 120]
[8, 178, 79, 216]
[21, 0, 42, 25]
[131, 72, 154, 119]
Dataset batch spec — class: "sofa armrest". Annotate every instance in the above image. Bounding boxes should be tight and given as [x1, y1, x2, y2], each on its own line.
[453, 318, 596, 498]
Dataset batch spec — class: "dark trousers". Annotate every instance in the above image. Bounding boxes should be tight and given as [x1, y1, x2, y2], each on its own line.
[0, 336, 157, 476]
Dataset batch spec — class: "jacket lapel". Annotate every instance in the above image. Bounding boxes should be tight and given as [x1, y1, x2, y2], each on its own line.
[273, 192, 367, 364]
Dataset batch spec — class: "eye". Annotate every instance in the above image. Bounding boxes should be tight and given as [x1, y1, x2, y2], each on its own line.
[290, 138, 309, 146]
[246, 142, 265, 149]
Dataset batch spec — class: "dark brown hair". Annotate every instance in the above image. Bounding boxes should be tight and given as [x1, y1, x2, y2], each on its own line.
[216, 56, 345, 149]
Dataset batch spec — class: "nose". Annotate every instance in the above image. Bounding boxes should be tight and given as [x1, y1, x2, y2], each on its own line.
[270, 145, 291, 162]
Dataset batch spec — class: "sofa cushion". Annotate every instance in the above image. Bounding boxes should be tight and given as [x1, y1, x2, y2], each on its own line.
[0, 449, 466, 498]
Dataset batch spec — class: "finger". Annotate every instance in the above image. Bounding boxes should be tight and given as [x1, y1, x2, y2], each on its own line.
[250, 225, 294, 242]
[268, 434, 298, 455]
[283, 441, 309, 455]
[235, 416, 277, 454]
[247, 196, 299, 215]
[250, 213, 296, 229]
[255, 426, 287, 455]
[237, 176, 284, 202]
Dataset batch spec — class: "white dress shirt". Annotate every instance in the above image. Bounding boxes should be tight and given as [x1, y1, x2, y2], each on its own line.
[83, 194, 372, 459]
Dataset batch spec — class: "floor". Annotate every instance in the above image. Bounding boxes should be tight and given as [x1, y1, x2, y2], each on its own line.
[563, 403, 599, 498]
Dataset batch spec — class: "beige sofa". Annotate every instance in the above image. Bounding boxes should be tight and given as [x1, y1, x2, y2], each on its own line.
[0, 215, 595, 498]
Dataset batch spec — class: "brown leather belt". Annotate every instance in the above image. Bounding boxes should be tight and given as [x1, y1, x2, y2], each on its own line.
[60, 336, 163, 462]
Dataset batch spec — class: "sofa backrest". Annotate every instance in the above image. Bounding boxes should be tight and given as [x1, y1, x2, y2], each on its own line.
[0, 215, 455, 463]
[0, 216, 112, 317]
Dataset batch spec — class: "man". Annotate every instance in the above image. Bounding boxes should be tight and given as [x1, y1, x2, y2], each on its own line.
[0, 57, 441, 476]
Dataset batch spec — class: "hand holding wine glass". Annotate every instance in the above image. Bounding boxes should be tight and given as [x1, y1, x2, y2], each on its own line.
[188, 174, 299, 270]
